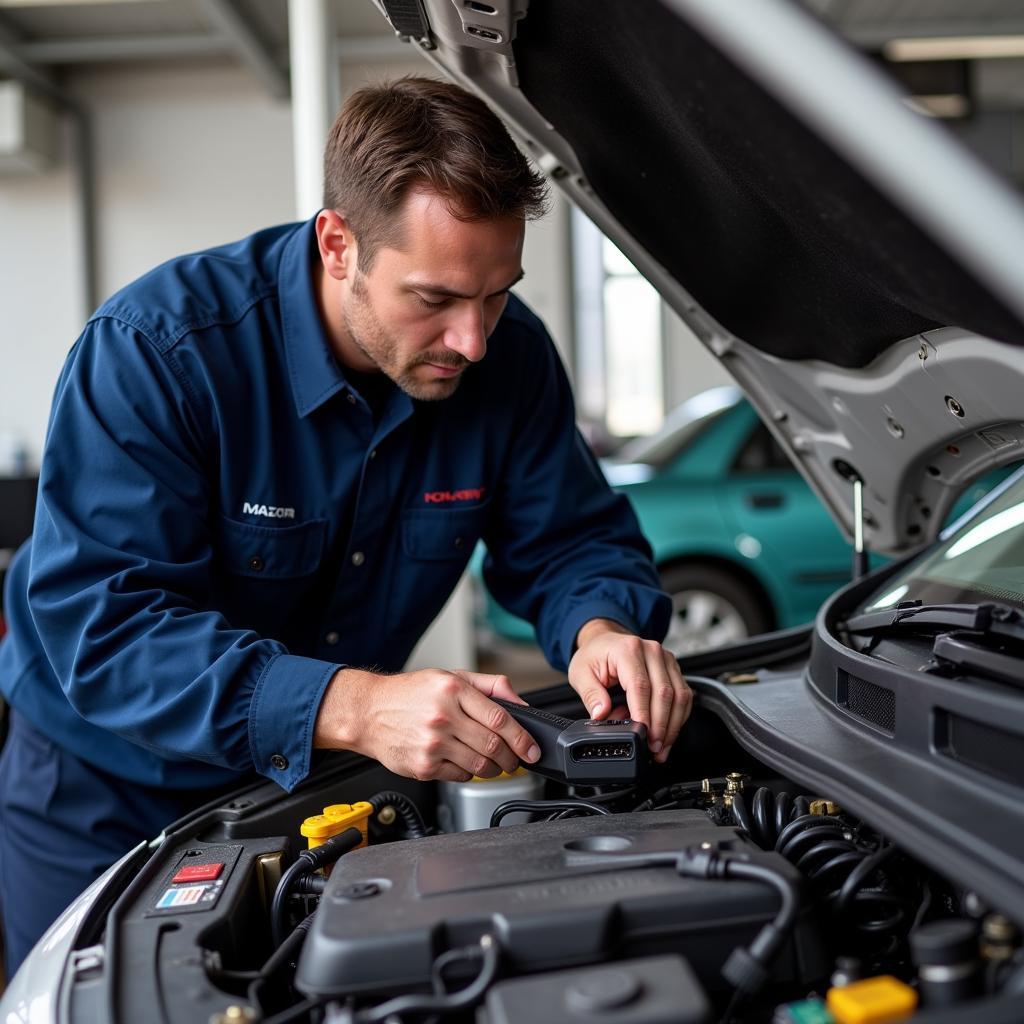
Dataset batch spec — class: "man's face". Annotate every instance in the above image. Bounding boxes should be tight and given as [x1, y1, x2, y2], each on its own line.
[338, 190, 525, 401]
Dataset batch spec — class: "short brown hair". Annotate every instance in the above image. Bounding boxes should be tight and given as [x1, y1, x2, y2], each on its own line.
[322, 76, 548, 270]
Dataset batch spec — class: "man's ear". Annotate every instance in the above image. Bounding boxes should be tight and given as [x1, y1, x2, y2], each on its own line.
[315, 209, 358, 282]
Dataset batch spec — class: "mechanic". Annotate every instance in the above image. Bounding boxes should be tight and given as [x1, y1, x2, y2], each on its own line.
[0, 77, 690, 975]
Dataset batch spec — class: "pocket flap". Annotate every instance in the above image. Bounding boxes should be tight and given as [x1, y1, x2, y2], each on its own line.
[401, 503, 489, 561]
[215, 515, 327, 579]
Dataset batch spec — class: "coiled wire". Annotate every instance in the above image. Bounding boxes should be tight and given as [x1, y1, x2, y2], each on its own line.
[732, 787, 909, 952]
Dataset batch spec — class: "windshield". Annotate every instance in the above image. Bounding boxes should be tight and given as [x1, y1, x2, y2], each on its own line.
[614, 386, 741, 468]
[859, 468, 1024, 614]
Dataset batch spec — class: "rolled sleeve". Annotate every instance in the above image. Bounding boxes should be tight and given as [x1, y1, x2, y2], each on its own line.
[558, 600, 642, 671]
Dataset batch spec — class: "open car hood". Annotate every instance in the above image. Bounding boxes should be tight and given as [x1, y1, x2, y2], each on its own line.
[372, 0, 1024, 555]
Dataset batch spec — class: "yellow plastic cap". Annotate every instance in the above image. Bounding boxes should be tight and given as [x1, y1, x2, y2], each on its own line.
[826, 976, 917, 1024]
[300, 801, 373, 848]
[469, 767, 528, 783]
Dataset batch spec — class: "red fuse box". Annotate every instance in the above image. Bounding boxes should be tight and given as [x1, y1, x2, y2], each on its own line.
[172, 862, 224, 884]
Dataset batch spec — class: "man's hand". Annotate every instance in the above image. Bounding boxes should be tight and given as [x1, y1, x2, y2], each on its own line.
[314, 667, 542, 782]
[569, 619, 691, 764]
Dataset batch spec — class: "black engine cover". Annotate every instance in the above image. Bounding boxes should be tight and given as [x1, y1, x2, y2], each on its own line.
[295, 809, 824, 998]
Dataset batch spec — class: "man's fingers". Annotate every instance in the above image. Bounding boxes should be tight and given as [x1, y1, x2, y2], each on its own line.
[458, 686, 541, 765]
[434, 761, 475, 784]
[453, 718, 521, 775]
[637, 639, 677, 750]
[567, 660, 613, 721]
[656, 651, 692, 763]
[442, 736, 503, 779]
[613, 640, 652, 731]
[455, 669, 527, 705]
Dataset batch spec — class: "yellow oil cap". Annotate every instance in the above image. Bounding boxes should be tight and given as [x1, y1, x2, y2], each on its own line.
[470, 767, 529, 783]
[826, 976, 917, 1024]
[300, 801, 373, 850]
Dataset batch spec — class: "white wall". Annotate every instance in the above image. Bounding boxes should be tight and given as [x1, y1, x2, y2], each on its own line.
[0, 62, 298, 469]
[0, 55, 575, 470]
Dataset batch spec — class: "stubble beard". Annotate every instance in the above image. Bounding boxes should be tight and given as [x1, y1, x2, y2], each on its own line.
[343, 273, 467, 402]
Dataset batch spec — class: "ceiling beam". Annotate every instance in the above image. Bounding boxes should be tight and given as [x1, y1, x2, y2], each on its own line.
[193, 0, 288, 99]
[336, 34, 410, 61]
[0, 8, 65, 101]
[0, 0, 165, 7]
[19, 33, 227, 63]
[844, 18, 1024, 50]
[12, 30, 411, 68]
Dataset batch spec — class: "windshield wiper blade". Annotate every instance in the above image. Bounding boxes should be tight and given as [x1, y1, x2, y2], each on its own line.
[930, 632, 1024, 689]
[844, 601, 1024, 639]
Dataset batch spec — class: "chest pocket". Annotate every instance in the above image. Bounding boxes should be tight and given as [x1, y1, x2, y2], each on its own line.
[215, 515, 328, 579]
[401, 501, 490, 561]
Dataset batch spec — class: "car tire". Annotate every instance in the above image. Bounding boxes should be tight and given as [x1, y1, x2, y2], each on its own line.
[658, 563, 772, 656]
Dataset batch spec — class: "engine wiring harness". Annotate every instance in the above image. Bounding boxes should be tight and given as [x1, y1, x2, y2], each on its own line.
[199, 771, 1012, 1024]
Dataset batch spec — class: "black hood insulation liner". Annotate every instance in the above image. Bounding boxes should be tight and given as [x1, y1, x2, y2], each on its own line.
[513, 0, 1024, 368]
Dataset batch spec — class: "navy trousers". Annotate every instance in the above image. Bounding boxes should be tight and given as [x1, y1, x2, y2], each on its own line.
[0, 709, 245, 979]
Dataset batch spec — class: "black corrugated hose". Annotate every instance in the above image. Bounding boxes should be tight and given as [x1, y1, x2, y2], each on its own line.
[369, 790, 428, 838]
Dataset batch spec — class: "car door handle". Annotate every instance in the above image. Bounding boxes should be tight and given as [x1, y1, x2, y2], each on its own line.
[746, 491, 785, 509]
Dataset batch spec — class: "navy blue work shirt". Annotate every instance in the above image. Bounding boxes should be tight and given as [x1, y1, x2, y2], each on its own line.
[0, 218, 670, 792]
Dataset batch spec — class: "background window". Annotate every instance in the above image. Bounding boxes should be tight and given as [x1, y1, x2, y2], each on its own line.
[573, 209, 665, 439]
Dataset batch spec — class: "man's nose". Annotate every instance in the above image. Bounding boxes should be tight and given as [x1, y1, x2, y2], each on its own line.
[443, 305, 488, 363]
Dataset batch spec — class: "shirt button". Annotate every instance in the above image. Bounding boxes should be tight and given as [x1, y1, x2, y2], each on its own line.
[453, 536, 464, 550]
[351, 551, 365, 567]
[270, 754, 288, 771]
[369, 449, 377, 460]
[346, 393, 357, 405]
[325, 630, 340, 645]
[249, 556, 264, 572]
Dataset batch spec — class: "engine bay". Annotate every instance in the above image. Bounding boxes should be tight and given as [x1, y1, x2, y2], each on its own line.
[84, 692, 1024, 1024]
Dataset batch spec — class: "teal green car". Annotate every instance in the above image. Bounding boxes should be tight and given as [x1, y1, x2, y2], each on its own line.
[478, 386, 1001, 654]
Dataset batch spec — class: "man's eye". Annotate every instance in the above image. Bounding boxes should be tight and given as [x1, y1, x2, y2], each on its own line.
[414, 294, 447, 309]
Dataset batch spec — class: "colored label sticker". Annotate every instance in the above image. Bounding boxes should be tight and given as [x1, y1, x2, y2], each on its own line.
[156, 885, 208, 909]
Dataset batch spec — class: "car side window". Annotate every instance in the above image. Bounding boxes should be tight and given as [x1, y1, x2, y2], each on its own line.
[732, 424, 793, 473]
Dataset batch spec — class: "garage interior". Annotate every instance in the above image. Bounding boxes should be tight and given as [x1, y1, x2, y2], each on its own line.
[2, 0, 1023, 692]
[1, 0, 1024, 1007]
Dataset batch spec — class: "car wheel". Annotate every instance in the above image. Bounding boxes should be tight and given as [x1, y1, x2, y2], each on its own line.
[659, 563, 772, 656]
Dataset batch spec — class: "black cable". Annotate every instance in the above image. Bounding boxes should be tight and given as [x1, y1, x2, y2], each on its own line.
[490, 798, 611, 827]
[247, 911, 317, 1013]
[779, 822, 848, 862]
[834, 843, 898, 916]
[731, 788, 807, 848]
[564, 844, 801, 1001]
[291, 874, 327, 896]
[752, 787, 775, 845]
[270, 827, 364, 948]
[271, 858, 315, 950]
[775, 813, 839, 853]
[729, 789, 912, 955]
[355, 935, 500, 1022]
[259, 912, 316, 978]
[258, 997, 322, 1024]
[569, 784, 637, 804]
[731, 788, 754, 835]
[369, 790, 428, 838]
[431, 944, 482, 995]
[633, 779, 715, 813]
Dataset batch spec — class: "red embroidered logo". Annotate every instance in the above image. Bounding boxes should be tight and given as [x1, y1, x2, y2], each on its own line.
[424, 486, 486, 504]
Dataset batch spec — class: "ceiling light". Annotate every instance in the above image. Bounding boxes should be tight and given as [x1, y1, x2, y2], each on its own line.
[885, 35, 1024, 62]
[903, 94, 971, 119]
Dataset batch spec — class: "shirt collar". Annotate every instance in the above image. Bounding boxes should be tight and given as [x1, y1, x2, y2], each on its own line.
[279, 215, 348, 418]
